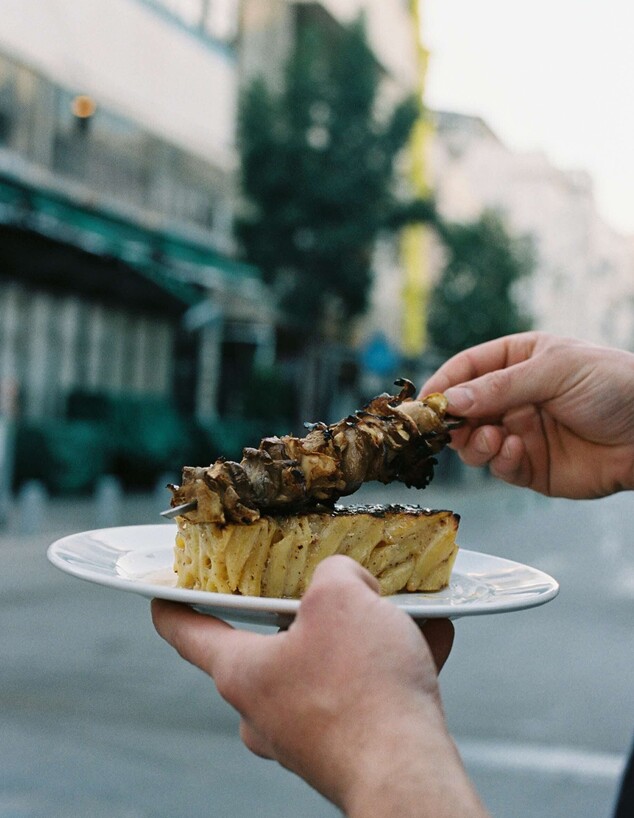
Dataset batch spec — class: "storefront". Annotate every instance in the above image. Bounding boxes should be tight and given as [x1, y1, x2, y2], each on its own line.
[0, 172, 276, 491]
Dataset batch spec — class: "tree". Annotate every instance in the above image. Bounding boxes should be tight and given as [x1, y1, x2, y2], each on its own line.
[237, 17, 433, 332]
[427, 210, 534, 356]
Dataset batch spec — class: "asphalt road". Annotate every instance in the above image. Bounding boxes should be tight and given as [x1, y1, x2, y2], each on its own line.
[1, 473, 632, 818]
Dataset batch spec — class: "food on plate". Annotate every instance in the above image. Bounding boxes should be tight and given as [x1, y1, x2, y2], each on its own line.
[169, 379, 458, 524]
[173, 504, 459, 598]
[168, 379, 462, 597]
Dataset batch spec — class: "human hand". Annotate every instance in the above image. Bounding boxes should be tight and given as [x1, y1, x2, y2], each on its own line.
[152, 556, 487, 818]
[421, 331, 634, 498]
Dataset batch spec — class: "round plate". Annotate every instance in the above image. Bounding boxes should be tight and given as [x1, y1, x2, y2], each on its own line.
[47, 524, 559, 627]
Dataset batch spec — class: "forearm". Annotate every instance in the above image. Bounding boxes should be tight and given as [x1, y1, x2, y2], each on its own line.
[613, 445, 634, 493]
[341, 707, 490, 818]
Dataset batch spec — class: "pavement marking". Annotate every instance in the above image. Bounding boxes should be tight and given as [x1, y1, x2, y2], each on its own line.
[615, 571, 634, 600]
[0, 793, 146, 818]
[456, 738, 626, 782]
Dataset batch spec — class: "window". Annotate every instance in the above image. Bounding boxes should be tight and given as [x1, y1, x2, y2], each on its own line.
[160, 0, 203, 27]
[149, 0, 239, 43]
[1, 52, 227, 236]
[0, 56, 16, 145]
[0, 56, 39, 155]
[203, 0, 239, 42]
[52, 88, 151, 206]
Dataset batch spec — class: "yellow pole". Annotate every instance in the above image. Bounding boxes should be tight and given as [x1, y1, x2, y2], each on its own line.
[401, 0, 432, 358]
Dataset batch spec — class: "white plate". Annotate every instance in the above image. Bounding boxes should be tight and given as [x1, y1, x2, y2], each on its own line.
[47, 524, 559, 627]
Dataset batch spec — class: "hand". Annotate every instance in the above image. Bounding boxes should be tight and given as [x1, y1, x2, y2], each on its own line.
[421, 332, 634, 498]
[153, 556, 487, 818]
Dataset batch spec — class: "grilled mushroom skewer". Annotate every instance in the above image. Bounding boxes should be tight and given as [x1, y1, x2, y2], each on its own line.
[168, 379, 461, 525]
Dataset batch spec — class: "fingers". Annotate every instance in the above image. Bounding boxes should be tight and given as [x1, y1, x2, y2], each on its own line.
[308, 554, 381, 595]
[452, 422, 533, 488]
[420, 619, 455, 672]
[239, 719, 276, 761]
[308, 561, 455, 676]
[295, 555, 382, 632]
[151, 599, 260, 677]
[488, 434, 533, 487]
[420, 332, 539, 395]
[442, 359, 556, 419]
[453, 425, 507, 467]
[420, 331, 568, 422]
[153, 558, 381, 680]
[455, 425, 527, 471]
[421, 333, 588, 425]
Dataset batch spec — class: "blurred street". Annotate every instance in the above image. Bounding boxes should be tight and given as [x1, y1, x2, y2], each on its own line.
[1, 4, 633, 817]
[1, 475, 633, 818]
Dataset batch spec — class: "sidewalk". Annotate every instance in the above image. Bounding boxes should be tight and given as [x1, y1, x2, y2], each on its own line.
[1, 477, 631, 818]
[0, 486, 169, 543]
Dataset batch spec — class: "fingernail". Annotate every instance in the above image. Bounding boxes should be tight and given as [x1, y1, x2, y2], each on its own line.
[474, 430, 491, 456]
[444, 387, 474, 413]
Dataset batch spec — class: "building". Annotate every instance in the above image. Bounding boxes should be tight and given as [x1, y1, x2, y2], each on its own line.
[0, 0, 281, 493]
[428, 110, 634, 351]
[238, 0, 425, 404]
[0, 0, 277, 428]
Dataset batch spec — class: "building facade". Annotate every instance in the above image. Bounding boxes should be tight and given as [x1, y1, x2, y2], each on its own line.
[238, 0, 425, 400]
[0, 0, 433, 495]
[428, 110, 634, 351]
[0, 0, 276, 432]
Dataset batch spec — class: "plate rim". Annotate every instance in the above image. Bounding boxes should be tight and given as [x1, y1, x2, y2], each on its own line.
[47, 523, 560, 620]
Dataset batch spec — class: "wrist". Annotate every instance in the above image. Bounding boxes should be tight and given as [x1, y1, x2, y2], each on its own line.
[611, 444, 634, 493]
[341, 700, 490, 818]
[622, 448, 634, 492]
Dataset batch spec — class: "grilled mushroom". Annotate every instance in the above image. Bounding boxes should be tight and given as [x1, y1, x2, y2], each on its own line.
[169, 379, 460, 525]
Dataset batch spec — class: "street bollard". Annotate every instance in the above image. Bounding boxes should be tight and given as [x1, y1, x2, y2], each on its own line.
[0, 415, 14, 527]
[18, 480, 48, 536]
[0, 377, 18, 528]
[95, 475, 123, 528]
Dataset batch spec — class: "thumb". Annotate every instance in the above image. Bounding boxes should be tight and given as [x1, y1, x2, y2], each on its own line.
[151, 598, 262, 676]
[443, 358, 563, 418]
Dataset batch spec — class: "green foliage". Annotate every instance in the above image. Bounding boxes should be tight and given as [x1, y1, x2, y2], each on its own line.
[242, 367, 298, 424]
[13, 420, 111, 495]
[67, 391, 195, 488]
[198, 418, 275, 462]
[427, 211, 534, 356]
[237, 18, 431, 327]
[13, 383, 297, 494]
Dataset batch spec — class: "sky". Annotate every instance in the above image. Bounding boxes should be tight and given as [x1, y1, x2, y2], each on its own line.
[423, 0, 634, 235]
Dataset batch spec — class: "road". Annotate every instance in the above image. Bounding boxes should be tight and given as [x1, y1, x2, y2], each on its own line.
[1, 473, 632, 817]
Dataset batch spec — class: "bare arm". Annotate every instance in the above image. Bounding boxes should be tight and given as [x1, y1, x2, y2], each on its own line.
[421, 332, 634, 498]
[152, 557, 490, 818]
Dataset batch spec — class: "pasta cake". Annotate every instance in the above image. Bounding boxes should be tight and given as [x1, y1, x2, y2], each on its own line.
[169, 379, 462, 598]
[174, 505, 459, 598]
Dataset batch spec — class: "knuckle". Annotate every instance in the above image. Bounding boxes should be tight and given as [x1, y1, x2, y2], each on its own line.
[302, 563, 360, 614]
[484, 368, 512, 399]
[213, 658, 244, 705]
[308, 555, 354, 591]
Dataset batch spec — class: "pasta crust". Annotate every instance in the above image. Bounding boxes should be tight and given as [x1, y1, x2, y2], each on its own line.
[174, 504, 459, 598]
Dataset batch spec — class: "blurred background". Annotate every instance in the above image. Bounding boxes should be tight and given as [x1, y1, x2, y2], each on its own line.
[0, 2, 632, 817]
[1, 0, 632, 501]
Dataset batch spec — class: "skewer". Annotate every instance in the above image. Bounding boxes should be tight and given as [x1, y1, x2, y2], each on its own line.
[160, 500, 197, 519]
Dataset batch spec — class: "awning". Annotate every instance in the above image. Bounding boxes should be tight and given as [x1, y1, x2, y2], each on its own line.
[0, 168, 267, 314]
